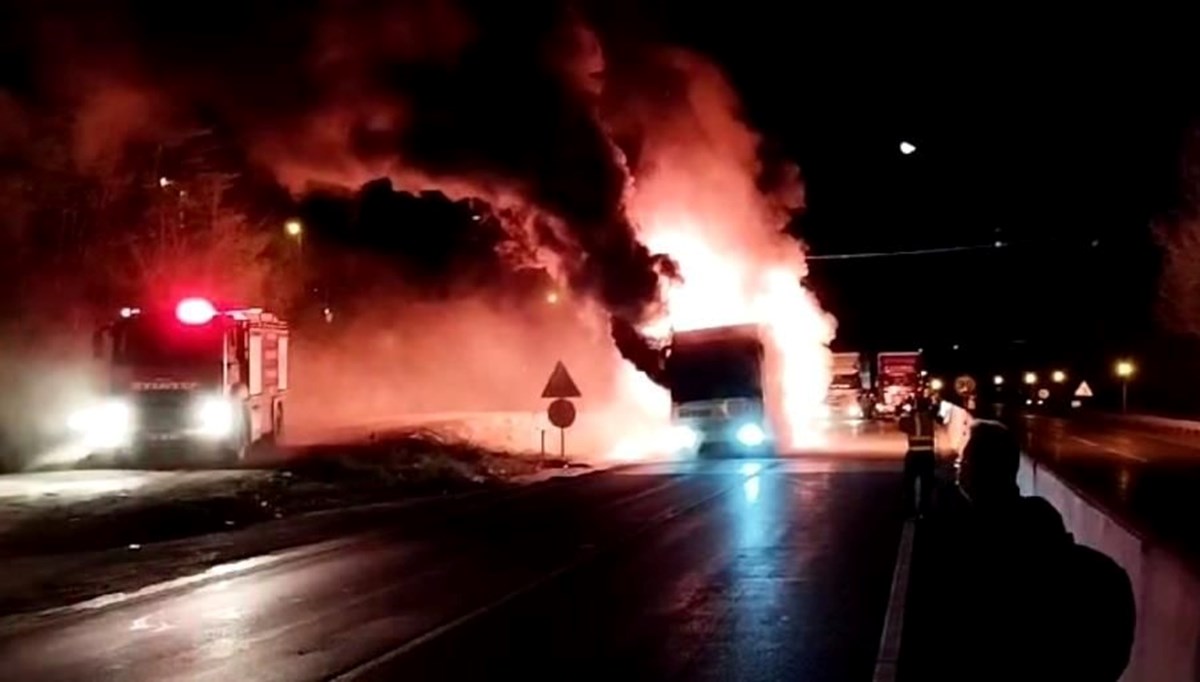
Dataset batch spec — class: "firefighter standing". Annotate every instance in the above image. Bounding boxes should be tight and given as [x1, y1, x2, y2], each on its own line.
[901, 394, 937, 517]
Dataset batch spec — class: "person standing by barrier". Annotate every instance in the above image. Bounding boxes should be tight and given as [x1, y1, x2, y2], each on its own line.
[925, 420, 1135, 681]
[900, 394, 937, 517]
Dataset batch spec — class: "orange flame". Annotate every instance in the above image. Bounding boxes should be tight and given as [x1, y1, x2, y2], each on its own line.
[606, 52, 837, 458]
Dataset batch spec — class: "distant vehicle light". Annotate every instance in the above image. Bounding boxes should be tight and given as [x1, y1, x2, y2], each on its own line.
[736, 422, 766, 447]
[176, 297, 217, 325]
[119, 307, 140, 318]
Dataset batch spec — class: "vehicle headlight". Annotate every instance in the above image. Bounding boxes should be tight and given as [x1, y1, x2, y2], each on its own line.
[195, 396, 236, 438]
[68, 399, 133, 448]
[736, 422, 766, 447]
[669, 424, 700, 451]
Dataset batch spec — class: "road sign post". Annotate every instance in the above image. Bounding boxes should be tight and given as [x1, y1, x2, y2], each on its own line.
[541, 361, 581, 464]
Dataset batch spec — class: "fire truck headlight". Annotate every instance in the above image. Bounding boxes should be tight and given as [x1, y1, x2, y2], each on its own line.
[195, 396, 236, 438]
[68, 399, 133, 448]
[736, 422, 766, 447]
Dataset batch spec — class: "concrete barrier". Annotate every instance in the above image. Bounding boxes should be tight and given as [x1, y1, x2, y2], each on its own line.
[944, 403, 1200, 682]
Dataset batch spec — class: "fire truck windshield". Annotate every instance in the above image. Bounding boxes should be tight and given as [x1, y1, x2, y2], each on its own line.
[666, 343, 764, 404]
[117, 316, 224, 366]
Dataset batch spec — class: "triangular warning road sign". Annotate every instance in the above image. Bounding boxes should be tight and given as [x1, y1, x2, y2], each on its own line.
[1075, 381, 1094, 398]
[541, 361, 582, 398]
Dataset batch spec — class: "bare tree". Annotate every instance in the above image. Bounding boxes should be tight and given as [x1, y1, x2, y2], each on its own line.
[1154, 215, 1200, 337]
[1156, 127, 1200, 338]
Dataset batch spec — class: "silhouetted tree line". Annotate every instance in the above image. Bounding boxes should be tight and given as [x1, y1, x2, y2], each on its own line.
[0, 118, 296, 343]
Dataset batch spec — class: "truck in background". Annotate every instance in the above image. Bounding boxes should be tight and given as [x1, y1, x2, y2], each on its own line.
[71, 297, 288, 465]
[826, 352, 869, 421]
[874, 351, 922, 419]
[664, 324, 773, 457]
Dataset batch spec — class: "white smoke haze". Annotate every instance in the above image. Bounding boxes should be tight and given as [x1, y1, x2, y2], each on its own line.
[287, 289, 663, 459]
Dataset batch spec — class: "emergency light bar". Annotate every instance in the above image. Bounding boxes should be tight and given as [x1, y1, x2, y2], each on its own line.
[175, 297, 217, 325]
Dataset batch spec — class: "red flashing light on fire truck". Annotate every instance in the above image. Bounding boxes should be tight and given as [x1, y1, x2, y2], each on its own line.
[175, 297, 218, 325]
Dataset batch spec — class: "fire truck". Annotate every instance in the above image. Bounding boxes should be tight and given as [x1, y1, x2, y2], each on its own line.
[70, 297, 289, 465]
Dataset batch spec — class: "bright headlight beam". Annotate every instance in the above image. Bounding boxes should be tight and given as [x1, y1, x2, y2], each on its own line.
[736, 423, 765, 447]
[69, 399, 133, 448]
[195, 396, 235, 438]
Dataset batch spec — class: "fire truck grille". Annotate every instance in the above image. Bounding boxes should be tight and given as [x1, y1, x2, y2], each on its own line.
[133, 393, 193, 433]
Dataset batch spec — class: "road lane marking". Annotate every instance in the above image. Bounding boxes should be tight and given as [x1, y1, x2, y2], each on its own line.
[872, 519, 915, 682]
[0, 541, 351, 634]
[329, 468, 762, 681]
[1069, 436, 1148, 463]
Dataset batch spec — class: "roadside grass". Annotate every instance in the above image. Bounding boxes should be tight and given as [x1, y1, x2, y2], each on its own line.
[0, 431, 540, 557]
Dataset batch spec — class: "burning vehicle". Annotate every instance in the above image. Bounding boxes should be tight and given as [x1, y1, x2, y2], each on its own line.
[664, 324, 773, 456]
[69, 298, 288, 465]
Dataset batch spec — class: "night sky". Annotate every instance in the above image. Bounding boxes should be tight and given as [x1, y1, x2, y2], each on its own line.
[3, 3, 1199, 362]
[643, 8, 1200, 351]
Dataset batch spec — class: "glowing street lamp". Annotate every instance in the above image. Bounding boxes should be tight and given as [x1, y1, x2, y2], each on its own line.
[284, 219, 303, 238]
[993, 375, 1005, 386]
[929, 377, 944, 392]
[899, 141, 917, 155]
[1116, 360, 1135, 413]
[545, 290, 560, 305]
[1052, 370, 1067, 384]
[1023, 372, 1038, 386]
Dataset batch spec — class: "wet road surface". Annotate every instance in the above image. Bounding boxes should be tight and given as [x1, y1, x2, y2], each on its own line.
[0, 457, 905, 681]
[1019, 414, 1200, 564]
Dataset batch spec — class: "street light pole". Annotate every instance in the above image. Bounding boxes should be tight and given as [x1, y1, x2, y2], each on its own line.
[1115, 360, 1135, 414]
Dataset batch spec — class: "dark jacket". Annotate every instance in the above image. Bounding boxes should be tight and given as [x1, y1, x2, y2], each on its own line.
[920, 496, 1135, 682]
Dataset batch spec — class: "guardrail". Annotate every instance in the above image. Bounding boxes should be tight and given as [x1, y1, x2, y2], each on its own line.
[943, 403, 1200, 682]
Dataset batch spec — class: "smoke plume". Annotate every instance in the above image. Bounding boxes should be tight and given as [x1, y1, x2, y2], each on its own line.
[2, 1, 830, 453]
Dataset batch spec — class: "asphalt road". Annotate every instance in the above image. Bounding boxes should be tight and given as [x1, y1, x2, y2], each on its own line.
[1019, 413, 1200, 564]
[0, 456, 906, 682]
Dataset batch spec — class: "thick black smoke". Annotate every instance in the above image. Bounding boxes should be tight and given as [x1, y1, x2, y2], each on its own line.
[0, 0, 674, 327]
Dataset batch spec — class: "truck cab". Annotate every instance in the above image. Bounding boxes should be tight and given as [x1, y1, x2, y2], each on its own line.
[825, 352, 868, 422]
[874, 351, 921, 419]
[72, 297, 288, 465]
[664, 324, 773, 456]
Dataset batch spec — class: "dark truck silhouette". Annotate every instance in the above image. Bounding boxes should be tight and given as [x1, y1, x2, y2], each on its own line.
[664, 324, 773, 456]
